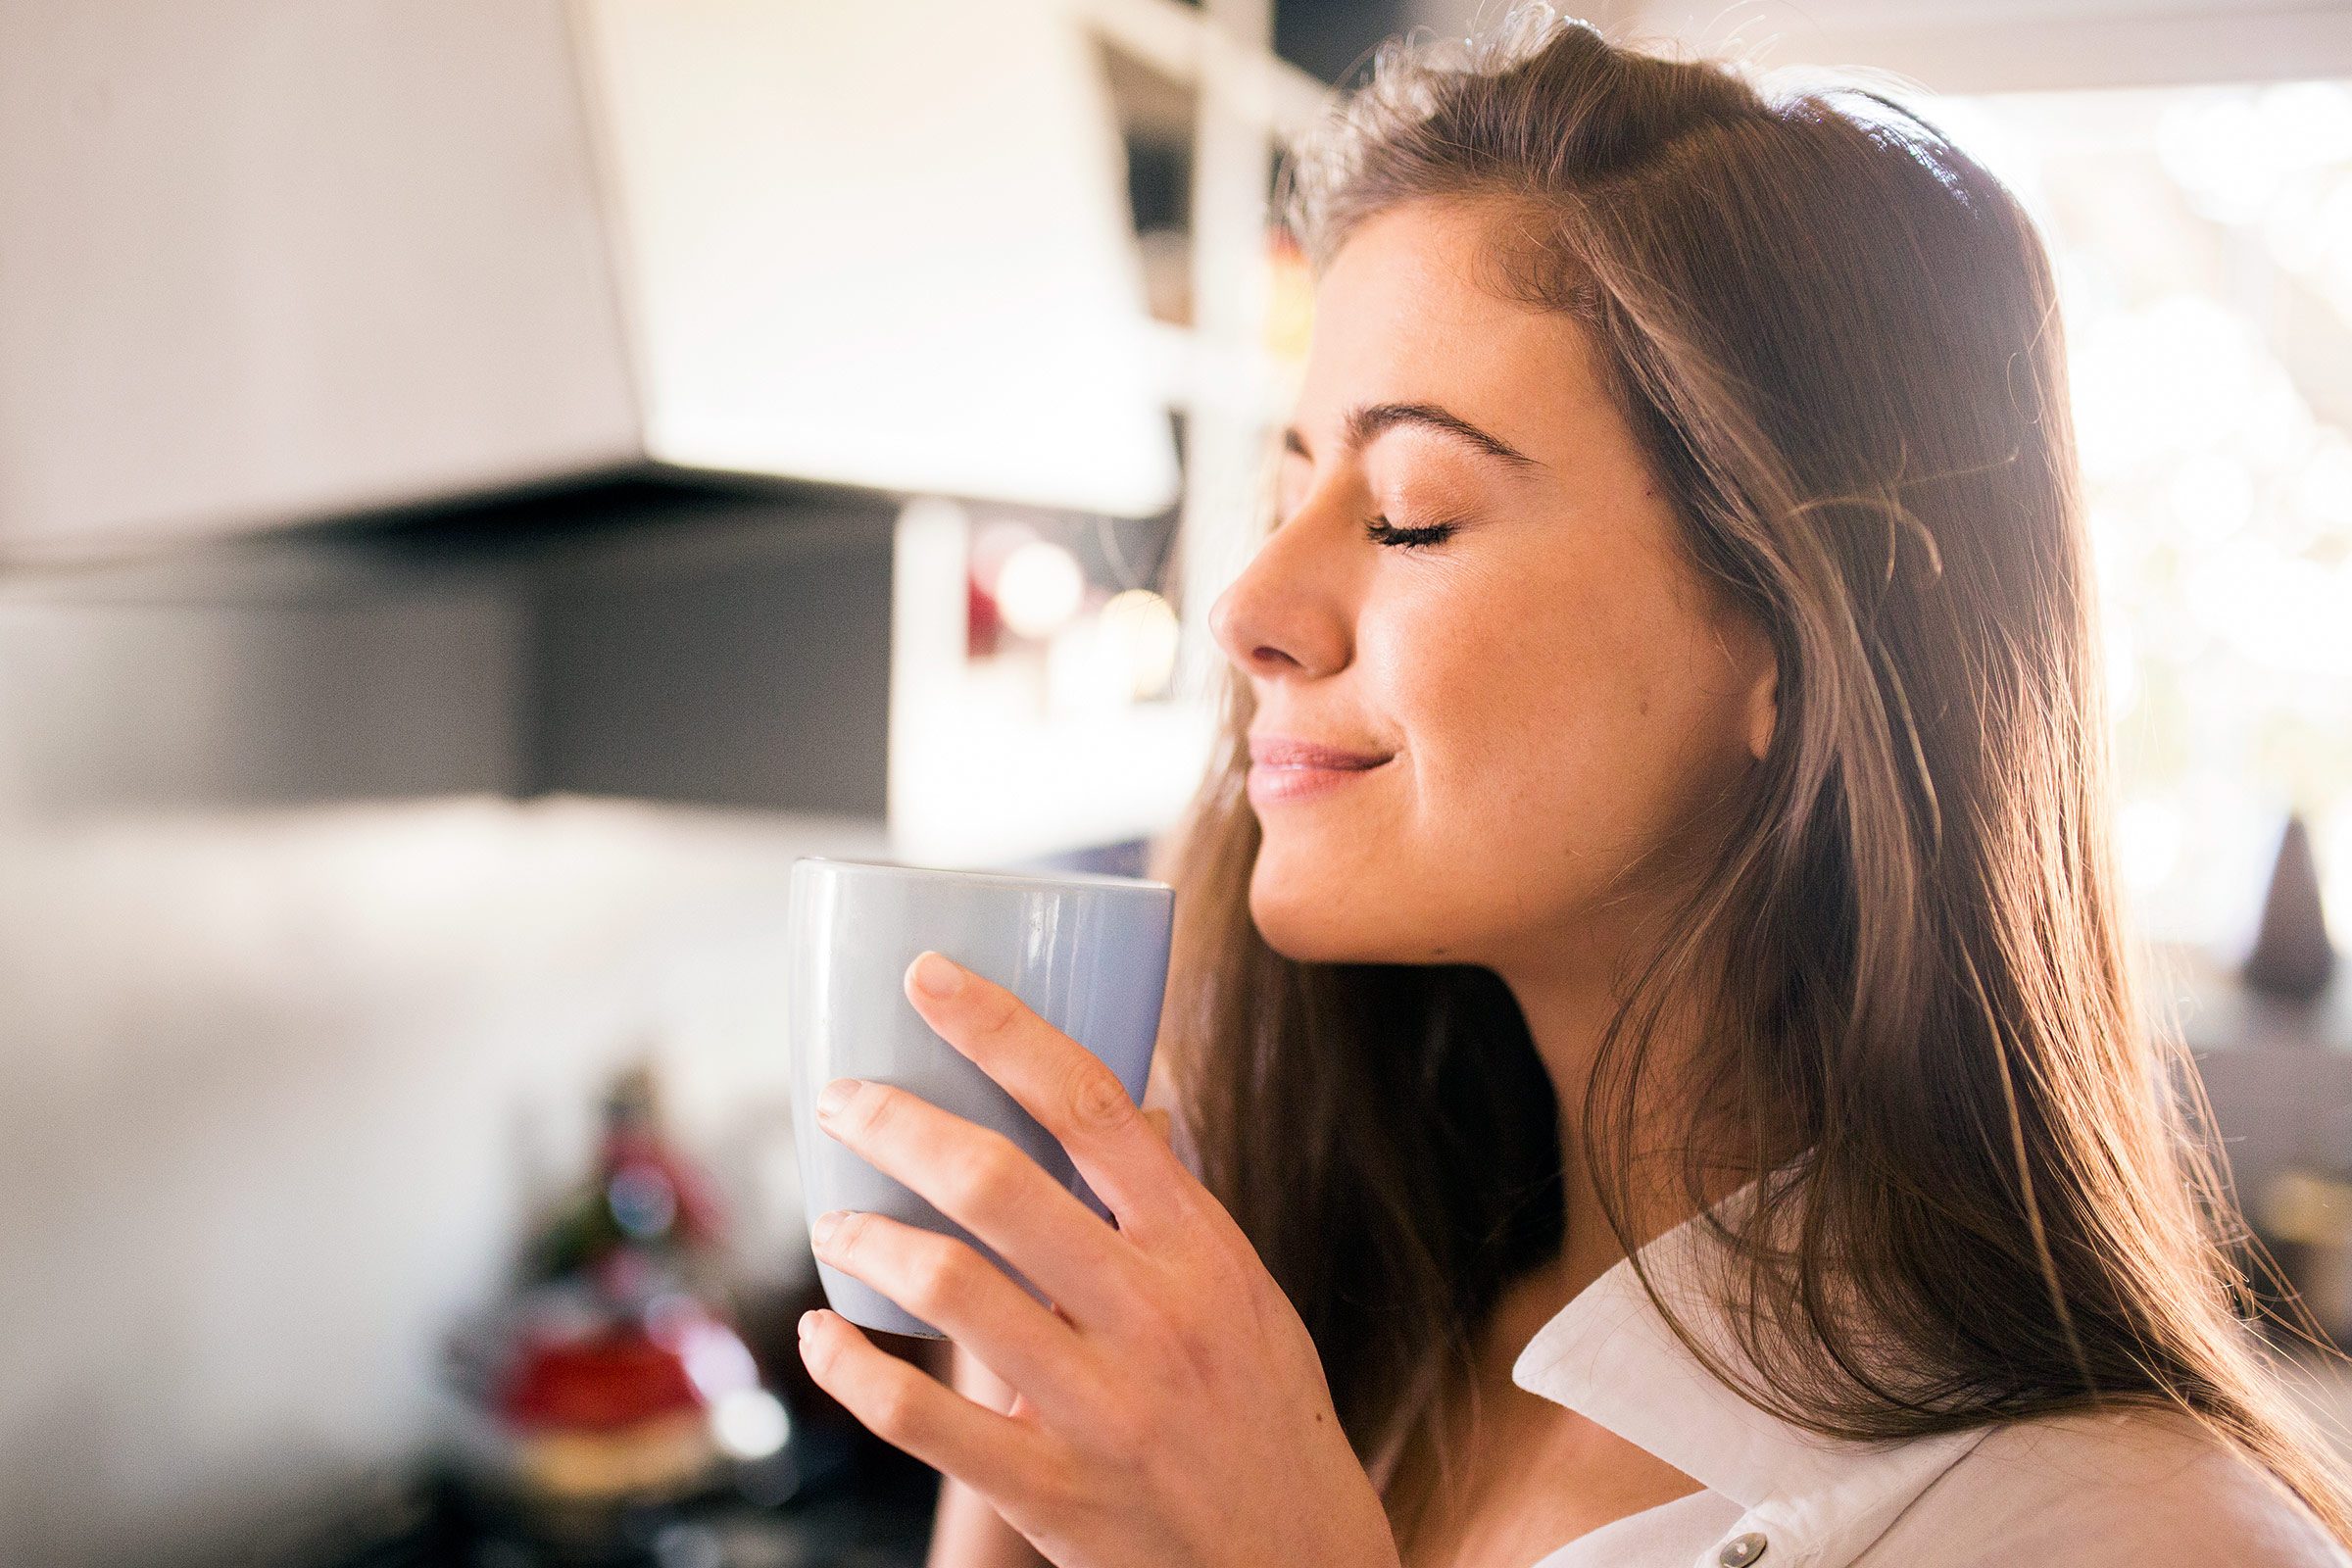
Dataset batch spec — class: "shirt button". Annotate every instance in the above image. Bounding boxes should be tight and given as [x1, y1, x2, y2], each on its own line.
[1719, 1532, 1769, 1567]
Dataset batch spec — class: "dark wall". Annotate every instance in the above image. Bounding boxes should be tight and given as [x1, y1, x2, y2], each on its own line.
[527, 491, 897, 815]
[0, 534, 531, 813]
[0, 477, 902, 821]
[1275, 0, 1416, 85]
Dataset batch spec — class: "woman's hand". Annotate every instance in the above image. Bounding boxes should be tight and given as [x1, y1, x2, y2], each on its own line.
[798, 949, 1400, 1568]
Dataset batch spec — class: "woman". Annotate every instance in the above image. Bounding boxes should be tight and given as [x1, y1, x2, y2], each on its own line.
[794, 8, 2352, 1565]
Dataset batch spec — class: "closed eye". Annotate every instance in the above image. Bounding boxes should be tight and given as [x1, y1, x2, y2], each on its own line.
[1363, 514, 1458, 550]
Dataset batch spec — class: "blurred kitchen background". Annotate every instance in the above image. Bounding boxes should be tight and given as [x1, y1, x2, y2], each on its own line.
[4, 0, 2351, 1564]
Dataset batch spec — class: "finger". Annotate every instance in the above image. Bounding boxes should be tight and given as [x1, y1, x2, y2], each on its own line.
[904, 950, 1195, 1240]
[1127, 1107, 1174, 1235]
[809, 1208, 1111, 1428]
[815, 1076, 1149, 1331]
[798, 1306, 1061, 1501]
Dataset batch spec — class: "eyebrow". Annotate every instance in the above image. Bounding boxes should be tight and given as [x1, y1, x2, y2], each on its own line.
[1281, 401, 1544, 471]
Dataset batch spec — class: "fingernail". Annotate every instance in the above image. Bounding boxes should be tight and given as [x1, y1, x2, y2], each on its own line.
[817, 1077, 860, 1119]
[911, 951, 963, 999]
[811, 1209, 846, 1250]
[799, 1309, 818, 1338]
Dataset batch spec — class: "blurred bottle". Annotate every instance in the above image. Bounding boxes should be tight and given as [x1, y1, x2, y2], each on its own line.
[529, 1063, 728, 1287]
[441, 1056, 798, 1565]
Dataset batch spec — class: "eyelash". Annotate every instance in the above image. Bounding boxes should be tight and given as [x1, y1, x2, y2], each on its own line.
[1362, 514, 1458, 551]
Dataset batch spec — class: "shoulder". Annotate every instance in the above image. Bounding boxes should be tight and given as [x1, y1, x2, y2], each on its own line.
[1875, 1404, 2351, 1567]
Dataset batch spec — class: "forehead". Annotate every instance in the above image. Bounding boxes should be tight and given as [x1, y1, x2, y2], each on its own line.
[1294, 199, 1615, 459]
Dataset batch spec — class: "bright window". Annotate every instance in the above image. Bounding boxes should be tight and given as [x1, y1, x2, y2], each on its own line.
[1918, 80, 2352, 949]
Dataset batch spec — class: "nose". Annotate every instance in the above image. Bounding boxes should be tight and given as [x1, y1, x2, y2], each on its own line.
[1204, 579, 1279, 673]
[1207, 513, 1356, 681]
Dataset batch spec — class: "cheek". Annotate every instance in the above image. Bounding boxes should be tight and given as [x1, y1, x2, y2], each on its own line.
[1371, 559, 1740, 878]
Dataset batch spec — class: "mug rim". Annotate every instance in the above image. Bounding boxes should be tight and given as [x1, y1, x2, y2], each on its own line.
[793, 854, 1172, 894]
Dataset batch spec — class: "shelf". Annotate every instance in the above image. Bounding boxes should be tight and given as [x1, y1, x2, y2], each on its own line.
[887, 494, 1220, 868]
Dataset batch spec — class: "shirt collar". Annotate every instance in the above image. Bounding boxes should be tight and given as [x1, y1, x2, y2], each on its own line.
[1509, 1177, 1993, 1551]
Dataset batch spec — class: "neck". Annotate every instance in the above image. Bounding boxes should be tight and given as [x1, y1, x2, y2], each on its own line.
[1490, 936, 1726, 1323]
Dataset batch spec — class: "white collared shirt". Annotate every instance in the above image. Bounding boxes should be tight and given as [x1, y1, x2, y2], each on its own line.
[1508, 1193, 2352, 1568]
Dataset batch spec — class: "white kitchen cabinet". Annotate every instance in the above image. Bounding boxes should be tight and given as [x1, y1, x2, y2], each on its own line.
[0, 0, 1184, 564]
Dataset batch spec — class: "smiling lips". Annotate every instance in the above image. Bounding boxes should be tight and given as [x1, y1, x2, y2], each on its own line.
[1246, 734, 1394, 806]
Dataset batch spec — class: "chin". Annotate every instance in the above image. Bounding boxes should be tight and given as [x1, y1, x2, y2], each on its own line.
[1246, 868, 1361, 963]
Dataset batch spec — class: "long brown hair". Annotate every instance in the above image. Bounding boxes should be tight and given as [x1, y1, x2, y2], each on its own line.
[1145, 3, 2352, 1550]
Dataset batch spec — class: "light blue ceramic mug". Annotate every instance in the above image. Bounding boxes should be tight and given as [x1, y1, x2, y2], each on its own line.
[787, 856, 1175, 1338]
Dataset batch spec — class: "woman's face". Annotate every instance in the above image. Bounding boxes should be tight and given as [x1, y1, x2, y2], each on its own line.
[1208, 198, 1776, 981]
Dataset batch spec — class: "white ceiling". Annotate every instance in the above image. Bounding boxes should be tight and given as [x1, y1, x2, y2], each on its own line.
[1404, 0, 2352, 89]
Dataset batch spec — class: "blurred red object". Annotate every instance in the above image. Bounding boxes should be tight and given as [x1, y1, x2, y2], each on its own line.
[500, 1326, 702, 1432]
[483, 1293, 771, 1504]
[499, 1296, 761, 1432]
[968, 571, 1003, 659]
